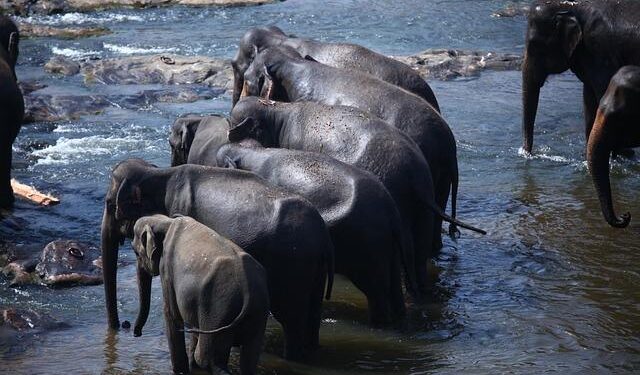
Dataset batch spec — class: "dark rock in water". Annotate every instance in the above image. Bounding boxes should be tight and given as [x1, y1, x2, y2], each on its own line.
[18, 80, 47, 95]
[492, 3, 530, 18]
[395, 49, 523, 81]
[19, 22, 111, 39]
[44, 55, 81, 76]
[2, 240, 103, 287]
[0, 308, 67, 331]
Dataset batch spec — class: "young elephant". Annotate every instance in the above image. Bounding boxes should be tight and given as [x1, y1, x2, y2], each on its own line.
[132, 215, 269, 375]
[169, 115, 229, 167]
[228, 98, 485, 297]
[101, 159, 333, 360]
[215, 141, 412, 326]
[587, 66, 640, 228]
[231, 26, 440, 111]
[241, 46, 458, 251]
[0, 16, 24, 209]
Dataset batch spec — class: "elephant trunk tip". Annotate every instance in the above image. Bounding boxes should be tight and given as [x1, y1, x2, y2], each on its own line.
[133, 326, 142, 337]
[608, 212, 631, 228]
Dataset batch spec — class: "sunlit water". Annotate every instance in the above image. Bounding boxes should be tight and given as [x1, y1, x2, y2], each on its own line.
[1, 0, 639, 373]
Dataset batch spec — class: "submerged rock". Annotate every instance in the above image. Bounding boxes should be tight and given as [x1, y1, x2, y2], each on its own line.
[396, 49, 522, 80]
[492, 3, 530, 18]
[2, 240, 103, 286]
[19, 23, 111, 39]
[1, 0, 279, 16]
[44, 55, 81, 75]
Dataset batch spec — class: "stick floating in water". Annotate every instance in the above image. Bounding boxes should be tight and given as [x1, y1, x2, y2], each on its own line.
[10, 179, 60, 206]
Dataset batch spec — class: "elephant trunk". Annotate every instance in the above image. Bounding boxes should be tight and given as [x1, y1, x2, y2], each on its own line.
[586, 110, 631, 228]
[522, 55, 546, 154]
[101, 206, 122, 329]
[232, 71, 244, 108]
[134, 263, 152, 337]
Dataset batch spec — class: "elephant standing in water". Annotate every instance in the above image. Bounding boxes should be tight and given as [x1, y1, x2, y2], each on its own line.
[587, 66, 640, 228]
[101, 159, 333, 360]
[0, 16, 24, 209]
[231, 26, 440, 111]
[131, 215, 269, 375]
[522, 0, 640, 154]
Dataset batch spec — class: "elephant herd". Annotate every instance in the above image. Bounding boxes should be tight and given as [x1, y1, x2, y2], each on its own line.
[1, 0, 640, 373]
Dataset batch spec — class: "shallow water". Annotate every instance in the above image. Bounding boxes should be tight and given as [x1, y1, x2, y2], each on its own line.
[2, 0, 640, 373]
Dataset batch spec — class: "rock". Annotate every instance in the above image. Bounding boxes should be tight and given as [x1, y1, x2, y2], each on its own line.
[18, 80, 47, 95]
[81, 54, 233, 89]
[19, 22, 111, 39]
[0, 308, 66, 331]
[395, 49, 523, 81]
[44, 55, 80, 76]
[492, 3, 530, 18]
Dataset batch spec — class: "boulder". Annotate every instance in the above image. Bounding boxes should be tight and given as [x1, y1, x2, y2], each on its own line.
[44, 55, 81, 75]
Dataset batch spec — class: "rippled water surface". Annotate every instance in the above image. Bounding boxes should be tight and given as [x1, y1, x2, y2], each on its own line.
[2, 0, 640, 374]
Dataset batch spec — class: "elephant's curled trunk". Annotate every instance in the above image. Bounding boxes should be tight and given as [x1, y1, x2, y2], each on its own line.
[587, 110, 631, 228]
[134, 263, 152, 337]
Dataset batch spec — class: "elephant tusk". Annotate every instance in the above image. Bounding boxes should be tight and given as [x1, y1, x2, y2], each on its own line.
[264, 79, 274, 100]
[240, 81, 250, 98]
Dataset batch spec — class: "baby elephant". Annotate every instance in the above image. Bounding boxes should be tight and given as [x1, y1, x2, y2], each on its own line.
[132, 214, 269, 375]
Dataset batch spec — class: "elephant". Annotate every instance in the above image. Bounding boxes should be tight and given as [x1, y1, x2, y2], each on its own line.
[169, 115, 229, 167]
[213, 140, 412, 326]
[131, 215, 269, 375]
[587, 66, 640, 228]
[522, 0, 640, 154]
[2, 240, 102, 286]
[227, 97, 485, 297]
[240, 46, 459, 252]
[101, 159, 333, 360]
[231, 26, 440, 111]
[0, 15, 24, 209]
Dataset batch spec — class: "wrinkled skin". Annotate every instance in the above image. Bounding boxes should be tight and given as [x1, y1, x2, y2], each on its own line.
[241, 47, 459, 252]
[215, 141, 410, 326]
[2, 240, 102, 287]
[132, 215, 269, 374]
[101, 159, 333, 360]
[0, 16, 24, 209]
[587, 66, 640, 228]
[169, 115, 229, 167]
[228, 98, 485, 297]
[522, 0, 640, 154]
[231, 26, 440, 111]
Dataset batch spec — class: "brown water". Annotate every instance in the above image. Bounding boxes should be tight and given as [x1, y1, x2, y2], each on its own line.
[1, 1, 640, 373]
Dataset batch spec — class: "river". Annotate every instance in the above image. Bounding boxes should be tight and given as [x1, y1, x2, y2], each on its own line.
[1, 0, 639, 373]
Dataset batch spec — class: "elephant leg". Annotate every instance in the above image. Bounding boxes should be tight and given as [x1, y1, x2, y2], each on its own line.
[162, 284, 189, 374]
[346, 264, 392, 327]
[388, 252, 406, 326]
[239, 330, 266, 375]
[269, 279, 307, 360]
[305, 267, 325, 351]
[432, 176, 451, 253]
[413, 210, 435, 298]
[189, 333, 199, 370]
[0, 143, 14, 208]
[583, 84, 599, 141]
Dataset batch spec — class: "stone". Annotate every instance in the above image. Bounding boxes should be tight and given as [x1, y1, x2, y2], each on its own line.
[19, 22, 111, 39]
[44, 55, 80, 76]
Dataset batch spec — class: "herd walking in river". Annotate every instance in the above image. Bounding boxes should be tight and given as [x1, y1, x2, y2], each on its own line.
[2, 0, 640, 374]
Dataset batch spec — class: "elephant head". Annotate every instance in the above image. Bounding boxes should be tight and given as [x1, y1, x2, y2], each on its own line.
[522, 1, 583, 153]
[586, 66, 640, 228]
[240, 46, 302, 102]
[228, 98, 279, 147]
[0, 16, 19, 75]
[131, 215, 173, 336]
[231, 26, 287, 107]
[169, 116, 200, 166]
[101, 159, 164, 329]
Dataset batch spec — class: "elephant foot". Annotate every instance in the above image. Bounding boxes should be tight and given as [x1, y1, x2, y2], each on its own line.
[0, 191, 15, 210]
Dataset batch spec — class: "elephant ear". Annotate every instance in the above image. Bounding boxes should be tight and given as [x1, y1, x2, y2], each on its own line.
[223, 156, 239, 169]
[115, 177, 142, 221]
[8, 32, 18, 66]
[228, 117, 259, 142]
[555, 11, 582, 61]
[180, 123, 194, 152]
[141, 224, 161, 276]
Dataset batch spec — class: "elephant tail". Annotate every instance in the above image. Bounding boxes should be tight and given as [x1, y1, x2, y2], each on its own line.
[425, 196, 486, 235]
[448, 163, 460, 239]
[324, 237, 334, 300]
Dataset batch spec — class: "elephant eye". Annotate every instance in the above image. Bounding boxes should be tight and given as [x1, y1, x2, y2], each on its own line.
[68, 247, 84, 259]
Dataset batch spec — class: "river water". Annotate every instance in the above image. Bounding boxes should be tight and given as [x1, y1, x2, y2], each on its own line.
[1, 0, 639, 373]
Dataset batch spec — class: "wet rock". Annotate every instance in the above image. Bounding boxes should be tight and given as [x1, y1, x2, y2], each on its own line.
[396, 49, 523, 81]
[18, 80, 47, 95]
[0, 308, 66, 332]
[2, 240, 102, 286]
[81, 54, 233, 90]
[492, 2, 530, 18]
[19, 22, 111, 39]
[44, 55, 80, 76]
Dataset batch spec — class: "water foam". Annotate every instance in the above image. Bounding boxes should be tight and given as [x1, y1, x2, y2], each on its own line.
[32, 135, 146, 166]
[51, 47, 100, 59]
[21, 12, 145, 26]
[103, 43, 178, 55]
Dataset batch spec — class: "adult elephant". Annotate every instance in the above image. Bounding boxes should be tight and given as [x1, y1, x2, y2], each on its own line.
[232, 26, 440, 111]
[522, 0, 640, 154]
[101, 159, 333, 360]
[169, 115, 229, 167]
[241, 46, 459, 250]
[0, 16, 24, 209]
[587, 66, 640, 228]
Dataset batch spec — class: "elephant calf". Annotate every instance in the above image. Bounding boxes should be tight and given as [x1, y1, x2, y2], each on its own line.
[587, 66, 640, 228]
[132, 214, 269, 375]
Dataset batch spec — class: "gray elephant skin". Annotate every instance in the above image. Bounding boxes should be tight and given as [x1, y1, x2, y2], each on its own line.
[241, 46, 460, 252]
[169, 115, 229, 167]
[587, 66, 640, 228]
[132, 215, 269, 375]
[522, 0, 640, 154]
[101, 159, 333, 360]
[231, 26, 440, 111]
[0, 15, 25, 209]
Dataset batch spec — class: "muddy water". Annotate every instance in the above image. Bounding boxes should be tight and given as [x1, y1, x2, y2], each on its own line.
[1, 0, 639, 373]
